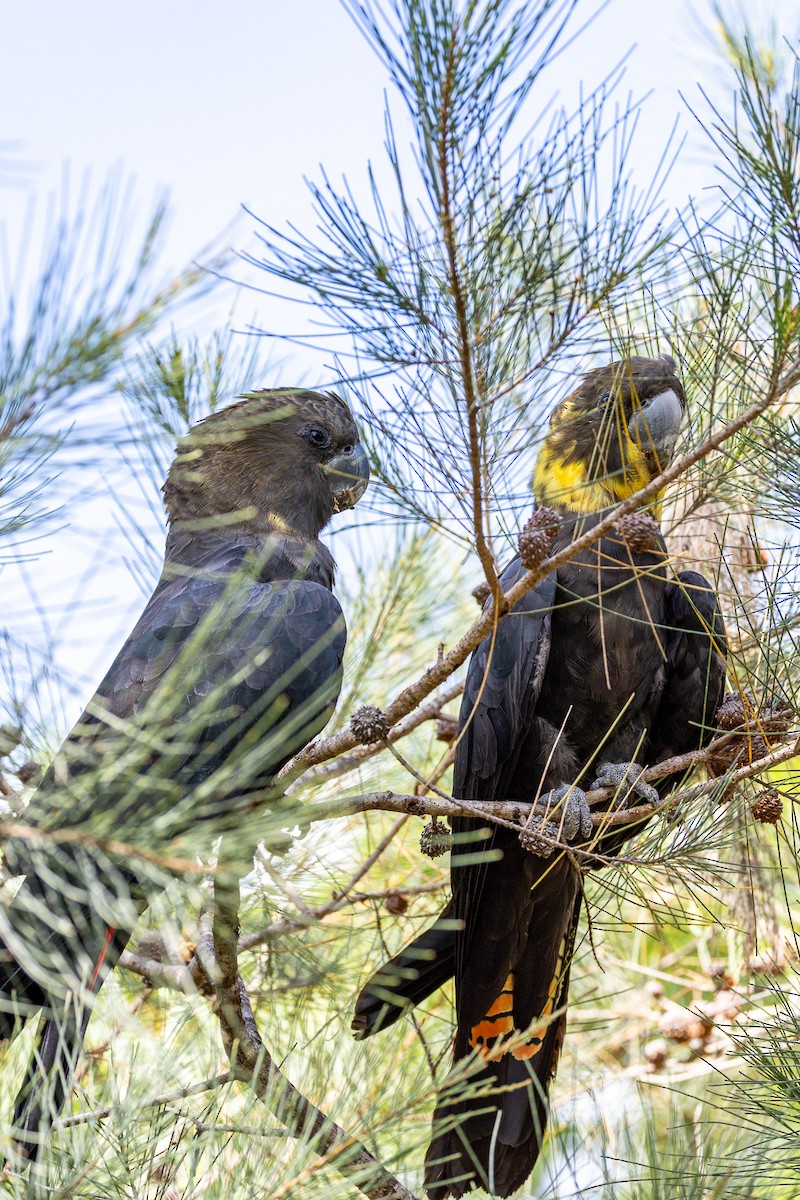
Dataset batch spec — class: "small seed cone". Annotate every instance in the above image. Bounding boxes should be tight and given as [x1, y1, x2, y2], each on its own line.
[616, 511, 661, 553]
[751, 788, 783, 825]
[384, 892, 409, 915]
[350, 705, 390, 743]
[420, 818, 451, 858]
[472, 581, 491, 606]
[518, 506, 561, 570]
[716, 692, 755, 730]
[519, 819, 558, 858]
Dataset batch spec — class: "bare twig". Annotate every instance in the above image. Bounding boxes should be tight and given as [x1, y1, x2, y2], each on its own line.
[279, 679, 464, 787]
[209, 848, 418, 1200]
[305, 731, 800, 844]
[55, 1073, 233, 1130]
[7, 724, 792, 905]
[0, 820, 210, 876]
[257, 852, 315, 916]
[118, 880, 446, 989]
[237, 881, 445, 951]
[436, 32, 499, 601]
[112, 722, 795, 994]
[383, 738, 453, 802]
[329, 814, 410, 903]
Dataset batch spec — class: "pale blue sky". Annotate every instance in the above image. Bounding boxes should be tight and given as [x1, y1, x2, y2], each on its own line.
[2, 0, 771, 308]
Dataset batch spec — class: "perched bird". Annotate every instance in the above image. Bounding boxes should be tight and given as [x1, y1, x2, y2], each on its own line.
[354, 357, 726, 1197]
[0, 388, 369, 1159]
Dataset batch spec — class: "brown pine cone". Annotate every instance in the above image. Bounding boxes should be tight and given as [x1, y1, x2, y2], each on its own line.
[708, 733, 769, 775]
[760, 696, 795, 735]
[525, 506, 561, 539]
[420, 818, 451, 858]
[716, 692, 756, 730]
[472, 581, 491, 606]
[751, 788, 783, 825]
[644, 1039, 669, 1069]
[519, 819, 558, 858]
[747, 735, 769, 763]
[350, 705, 390, 743]
[616, 511, 661, 553]
[518, 507, 561, 570]
[435, 716, 458, 743]
[519, 529, 550, 570]
[15, 760, 43, 786]
[384, 892, 410, 915]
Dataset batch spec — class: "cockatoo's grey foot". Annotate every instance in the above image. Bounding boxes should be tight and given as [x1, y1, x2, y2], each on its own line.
[519, 783, 593, 857]
[541, 782, 593, 842]
[591, 761, 659, 807]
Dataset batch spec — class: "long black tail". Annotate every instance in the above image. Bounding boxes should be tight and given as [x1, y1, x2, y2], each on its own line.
[0, 953, 47, 1042]
[8, 922, 131, 1161]
[424, 887, 582, 1199]
[1, 846, 137, 1161]
[352, 902, 457, 1038]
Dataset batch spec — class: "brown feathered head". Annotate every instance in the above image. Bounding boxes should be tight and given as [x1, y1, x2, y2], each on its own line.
[533, 356, 686, 512]
[163, 389, 369, 539]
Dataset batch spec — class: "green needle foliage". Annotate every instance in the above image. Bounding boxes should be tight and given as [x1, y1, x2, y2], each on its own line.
[2, 3, 800, 1199]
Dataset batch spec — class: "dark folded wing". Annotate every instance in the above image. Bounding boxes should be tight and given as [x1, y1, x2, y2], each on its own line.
[2, 547, 346, 1003]
[451, 559, 556, 985]
[25, 551, 346, 840]
[647, 569, 727, 784]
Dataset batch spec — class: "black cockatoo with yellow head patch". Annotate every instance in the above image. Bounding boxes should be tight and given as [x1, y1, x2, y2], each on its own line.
[354, 356, 726, 1198]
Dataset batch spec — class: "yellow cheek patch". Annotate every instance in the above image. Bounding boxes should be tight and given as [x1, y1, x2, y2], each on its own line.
[532, 447, 610, 513]
[532, 422, 660, 516]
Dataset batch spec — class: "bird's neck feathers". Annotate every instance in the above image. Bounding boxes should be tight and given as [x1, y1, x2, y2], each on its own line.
[163, 524, 336, 588]
[163, 464, 337, 588]
[161, 438, 339, 585]
[532, 424, 664, 520]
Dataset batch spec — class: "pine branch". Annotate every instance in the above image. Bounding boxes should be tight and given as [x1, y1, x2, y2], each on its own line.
[54, 1073, 233, 1130]
[118, 880, 446, 991]
[306, 729, 800, 848]
[289, 678, 464, 789]
[208, 854, 419, 1200]
[5, 720, 793, 883]
[435, 23, 499, 601]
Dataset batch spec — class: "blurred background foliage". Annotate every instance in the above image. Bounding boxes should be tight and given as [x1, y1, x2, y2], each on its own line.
[2, 1, 800, 1197]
